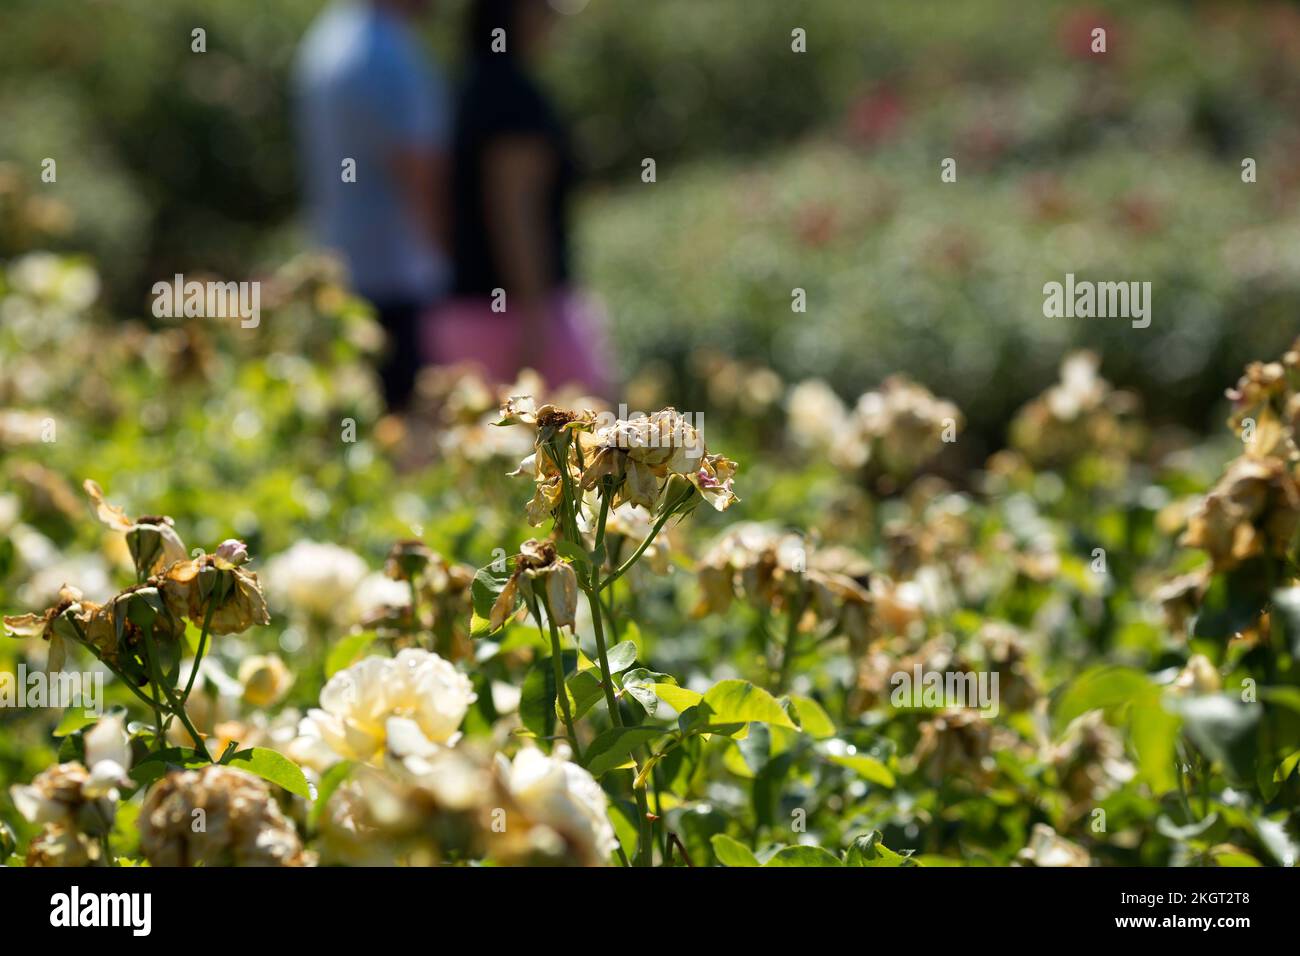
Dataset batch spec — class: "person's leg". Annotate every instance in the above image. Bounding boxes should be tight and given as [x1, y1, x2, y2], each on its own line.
[544, 290, 613, 397]
[375, 301, 421, 410]
[424, 298, 522, 384]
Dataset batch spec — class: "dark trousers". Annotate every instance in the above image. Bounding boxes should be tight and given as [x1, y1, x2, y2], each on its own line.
[373, 300, 422, 411]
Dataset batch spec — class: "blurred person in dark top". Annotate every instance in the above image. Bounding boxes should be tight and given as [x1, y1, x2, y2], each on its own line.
[425, 0, 610, 395]
[294, 0, 452, 411]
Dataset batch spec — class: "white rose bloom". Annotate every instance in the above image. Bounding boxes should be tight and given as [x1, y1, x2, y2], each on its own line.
[499, 746, 618, 865]
[262, 541, 370, 619]
[299, 649, 476, 767]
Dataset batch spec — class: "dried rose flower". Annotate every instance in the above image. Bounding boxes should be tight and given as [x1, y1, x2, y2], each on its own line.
[139, 764, 311, 867]
[84, 479, 187, 576]
[1180, 456, 1300, 572]
[158, 550, 270, 635]
[489, 539, 579, 630]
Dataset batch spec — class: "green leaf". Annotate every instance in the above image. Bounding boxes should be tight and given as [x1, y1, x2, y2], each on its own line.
[1275, 749, 1300, 783]
[325, 631, 376, 678]
[789, 695, 836, 738]
[608, 800, 639, 860]
[57, 730, 86, 764]
[563, 668, 605, 722]
[128, 747, 210, 788]
[845, 830, 912, 867]
[701, 680, 798, 730]
[521, 657, 559, 739]
[584, 726, 662, 777]
[605, 640, 639, 673]
[225, 747, 311, 798]
[308, 760, 355, 831]
[824, 744, 896, 788]
[1175, 694, 1260, 786]
[1129, 693, 1181, 794]
[763, 845, 843, 867]
[711, 833, 760, 867]
[471, 562, 517, 636]
[653, 683, 703, 714]
[1053, 666, 1153, 734]
[622, 668, 670, 716]
[555, 541, 592, 575]
[53, 708, 98, 738]
[1260, 686, 1300, 714]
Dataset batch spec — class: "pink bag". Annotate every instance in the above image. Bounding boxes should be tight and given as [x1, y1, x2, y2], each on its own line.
[422, 289, 612, 395]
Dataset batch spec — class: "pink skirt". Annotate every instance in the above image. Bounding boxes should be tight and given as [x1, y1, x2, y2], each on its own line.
[421, 289, 612, 395]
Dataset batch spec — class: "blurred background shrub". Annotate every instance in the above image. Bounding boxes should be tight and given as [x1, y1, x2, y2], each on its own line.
[3, 0, 1299, 442]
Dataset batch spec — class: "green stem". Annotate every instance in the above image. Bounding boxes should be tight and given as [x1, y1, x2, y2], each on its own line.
[582, 572, 621, 726]
[592, 480, 613, 565]
[138, 622, 168, 753]
[600, 482, 693, 593]
[585, 579, 655, 865]
[601, 511, 671, 593]
[653, 763, 668, 858]
[180, 598, 216, 706]
[635, 789, 654, 867]
[532, 588, 581, 760]
[546, 434, 583, 544]
[409, 578, 421, 642]
[142, 620, 210, 760]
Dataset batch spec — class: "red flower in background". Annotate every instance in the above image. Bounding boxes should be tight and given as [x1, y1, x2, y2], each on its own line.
[1058, 8, 1119, 60]
[1113, 192, 1164, 237]
[793, 201, 839, 248]
[847, 85, 907, 149]
[1022, 172, 1075, 224]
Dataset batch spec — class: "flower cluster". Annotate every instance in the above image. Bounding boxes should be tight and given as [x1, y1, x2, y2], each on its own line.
[1008, 351, 1142, 470]
[787, 374, 962, 479]
[501, 399, 739, 521]
[10, 715, 130, 867]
